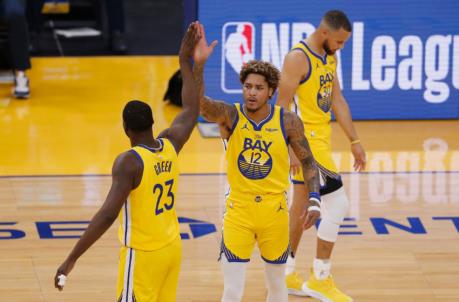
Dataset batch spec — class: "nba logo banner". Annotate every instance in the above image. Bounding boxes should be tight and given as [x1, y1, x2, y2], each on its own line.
[221, 22, 255, 93]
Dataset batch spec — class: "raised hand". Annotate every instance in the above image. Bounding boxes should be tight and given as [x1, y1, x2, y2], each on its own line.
[193, 22, 218, 65]
[179, 21, 201, 59]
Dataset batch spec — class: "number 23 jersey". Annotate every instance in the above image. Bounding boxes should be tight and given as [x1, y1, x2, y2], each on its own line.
[118, 138, 180, 251]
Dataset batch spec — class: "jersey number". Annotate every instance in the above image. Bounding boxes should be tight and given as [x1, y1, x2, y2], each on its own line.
[250, 152, 261, 164]
[153, 179, 175, 215]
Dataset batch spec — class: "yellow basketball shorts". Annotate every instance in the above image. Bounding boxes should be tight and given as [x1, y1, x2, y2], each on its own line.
[116, 234, 182, 302]
[291, 126, 340, 186]
[221, 193, 289, 263]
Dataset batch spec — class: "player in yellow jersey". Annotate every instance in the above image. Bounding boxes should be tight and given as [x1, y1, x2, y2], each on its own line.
[192, 23, 321, 302]
[277, 10, 366, 302]
[53, 22, 202, 302]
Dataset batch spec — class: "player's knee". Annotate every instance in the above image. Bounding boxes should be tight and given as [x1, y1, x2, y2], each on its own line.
[322, 187, 349, 224]
[317, 187, 350, 242]
[317, 218, 340, 242]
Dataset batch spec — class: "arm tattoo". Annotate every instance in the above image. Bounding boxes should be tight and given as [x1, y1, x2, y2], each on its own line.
[193, 63, 236, 125]
[284, 111, 320, 194]
[200, 97, 237, 126]
[193, 63, 205, 100]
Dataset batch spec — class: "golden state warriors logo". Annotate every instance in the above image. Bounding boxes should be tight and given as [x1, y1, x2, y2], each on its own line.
[238, 138, 273, 179]
[317, 73, 334, 113]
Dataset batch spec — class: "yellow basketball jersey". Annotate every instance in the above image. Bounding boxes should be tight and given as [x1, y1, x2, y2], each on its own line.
[118, 138, 180, 251]
[291, 41, 337, 128]
[225, 103, 289, 201]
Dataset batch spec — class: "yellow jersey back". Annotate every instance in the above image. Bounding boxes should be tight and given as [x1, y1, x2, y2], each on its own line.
[225, 103, 289, 201]
[291, 41, 337, 127]
[118, 138, 180, 251]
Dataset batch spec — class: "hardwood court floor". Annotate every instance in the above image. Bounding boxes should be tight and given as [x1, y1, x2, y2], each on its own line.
[0, 57, 458, 301]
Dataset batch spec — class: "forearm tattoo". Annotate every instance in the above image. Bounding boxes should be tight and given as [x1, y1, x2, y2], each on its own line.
[284, 111, 320, 194]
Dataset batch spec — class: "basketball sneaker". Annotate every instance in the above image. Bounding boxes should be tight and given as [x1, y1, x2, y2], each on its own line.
[304, 271, 353, 302]
[13, 73, 30, 99]
[285, 271, 309, 296]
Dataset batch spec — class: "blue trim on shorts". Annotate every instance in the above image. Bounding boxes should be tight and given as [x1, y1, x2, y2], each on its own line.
[226, 257, 250, 263]
[291, 179, 304, 184]
[261, 246, 290, 264]
[262, 256, 287, 264]
[220, 238, 250, 263]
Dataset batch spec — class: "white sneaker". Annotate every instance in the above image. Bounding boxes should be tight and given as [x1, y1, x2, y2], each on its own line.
[13, 74, 30, 99]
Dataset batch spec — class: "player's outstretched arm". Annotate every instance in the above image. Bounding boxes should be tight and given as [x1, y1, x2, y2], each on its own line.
[159, 22, 201, 153]
[54, 152, 141, 291]
[284, 111, 321, 229]
[193, 64, 237, 129]
[192, 23, 236, 134]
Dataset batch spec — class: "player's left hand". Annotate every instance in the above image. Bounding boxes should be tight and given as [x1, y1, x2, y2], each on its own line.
[351, 142, 366, 172]
[179, 21, 201, 59]
[301, 200, 321, 230]
[193, 22, 218, 65]
[54, 259, 75, 291]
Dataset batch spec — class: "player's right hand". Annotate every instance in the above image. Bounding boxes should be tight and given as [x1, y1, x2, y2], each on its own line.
[54, 259, 75, 291]
[301, 200, 321, 230]
[351, 142, 366, 172]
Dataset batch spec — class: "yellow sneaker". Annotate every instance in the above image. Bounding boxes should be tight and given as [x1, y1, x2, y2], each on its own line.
[285, 271, 309, 296]
[304, 272, 353, 302]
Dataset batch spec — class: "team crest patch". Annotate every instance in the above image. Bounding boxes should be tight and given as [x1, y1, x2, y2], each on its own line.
[237, 137, 273, 179]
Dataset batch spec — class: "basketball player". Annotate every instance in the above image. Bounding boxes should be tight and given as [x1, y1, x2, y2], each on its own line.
[277, 10, 366, 302]
[53, 22, 201, 302]
[192, 23, 321, 302]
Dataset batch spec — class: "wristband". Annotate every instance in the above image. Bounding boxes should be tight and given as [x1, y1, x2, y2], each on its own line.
[308, 192, 321, 204]
[307, 205, 321, 213]
[350, 139, 361, 145]
[58, 274, 67, 287]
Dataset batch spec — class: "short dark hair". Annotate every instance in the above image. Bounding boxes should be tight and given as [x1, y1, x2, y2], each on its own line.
[123, 100, 153, 132]
[323, 10, 352, 32]
[239, 60, 280, 95]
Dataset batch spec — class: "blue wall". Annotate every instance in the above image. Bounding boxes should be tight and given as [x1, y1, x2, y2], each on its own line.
[198, 0, 459, 120]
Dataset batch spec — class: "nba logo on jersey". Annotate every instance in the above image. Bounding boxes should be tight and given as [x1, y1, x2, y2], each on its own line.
[221, 22, 255, 93]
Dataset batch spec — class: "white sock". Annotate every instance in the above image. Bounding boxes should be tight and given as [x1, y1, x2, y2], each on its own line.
[16, 71, 25, 78]
[285, 254, 295, 275]
[313, 258, 331, 280]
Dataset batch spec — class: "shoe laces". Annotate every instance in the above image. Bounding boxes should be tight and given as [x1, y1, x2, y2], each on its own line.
[289, 272, 303, 286]
[15, 75, 28, 89]
[321, 275, 336, 290]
